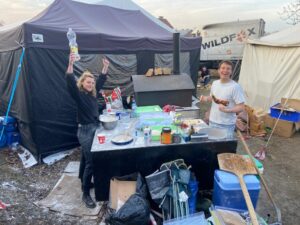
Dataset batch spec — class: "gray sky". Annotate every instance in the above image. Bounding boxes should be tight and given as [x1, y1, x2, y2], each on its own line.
[0, 0, 291, 32]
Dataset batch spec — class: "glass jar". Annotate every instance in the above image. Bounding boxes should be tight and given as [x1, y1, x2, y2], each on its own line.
[161, 127, 172, 144]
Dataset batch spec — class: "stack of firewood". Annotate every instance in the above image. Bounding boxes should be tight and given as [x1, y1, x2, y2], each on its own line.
[145, 67, 172, 77]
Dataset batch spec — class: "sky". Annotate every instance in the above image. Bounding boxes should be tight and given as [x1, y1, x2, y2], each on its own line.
[0, 0, 292, 32]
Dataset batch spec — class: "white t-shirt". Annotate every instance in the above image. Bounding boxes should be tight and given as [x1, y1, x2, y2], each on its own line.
[209, 79, 245, 125]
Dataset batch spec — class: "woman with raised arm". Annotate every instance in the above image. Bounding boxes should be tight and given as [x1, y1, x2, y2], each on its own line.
[66, 53, 109, 208]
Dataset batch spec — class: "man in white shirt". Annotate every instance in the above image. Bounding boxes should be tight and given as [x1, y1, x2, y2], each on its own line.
[200, 61, 245, 138]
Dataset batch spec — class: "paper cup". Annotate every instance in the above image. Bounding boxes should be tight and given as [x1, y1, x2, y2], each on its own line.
[97, 134, 105, 144]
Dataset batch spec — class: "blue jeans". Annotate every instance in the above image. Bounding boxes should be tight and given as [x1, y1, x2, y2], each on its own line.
[77, 123, 98, 194]
[203, 76, 210, 86]
[209, 121, 235, 139]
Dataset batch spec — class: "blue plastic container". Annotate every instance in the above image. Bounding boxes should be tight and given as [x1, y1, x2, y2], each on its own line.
[270, 103, 300, 122]
[213, 170, 260, 212]
[6, 132, 20, 145]
[0, 116, 17, 132]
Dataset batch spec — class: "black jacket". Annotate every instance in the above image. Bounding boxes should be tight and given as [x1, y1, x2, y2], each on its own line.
[66, 73, 107, 124]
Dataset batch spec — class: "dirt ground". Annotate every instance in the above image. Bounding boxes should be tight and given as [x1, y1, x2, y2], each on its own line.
[0, 83, 299, 225]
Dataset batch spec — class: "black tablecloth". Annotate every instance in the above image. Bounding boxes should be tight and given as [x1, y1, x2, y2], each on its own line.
[92, 140, 237, 201]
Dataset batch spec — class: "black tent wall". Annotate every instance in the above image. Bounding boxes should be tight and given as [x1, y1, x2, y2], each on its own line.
[0, 47, 200, 159]
[0, 48, 38, 155]
[136, 52, 155, 75]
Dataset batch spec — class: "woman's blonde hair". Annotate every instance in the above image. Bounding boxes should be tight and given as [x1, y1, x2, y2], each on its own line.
[77, 70, 96, 97]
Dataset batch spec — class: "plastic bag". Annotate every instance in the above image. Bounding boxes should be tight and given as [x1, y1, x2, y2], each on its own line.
[101, 87, 123, 110]
[105, 193, 150, 225]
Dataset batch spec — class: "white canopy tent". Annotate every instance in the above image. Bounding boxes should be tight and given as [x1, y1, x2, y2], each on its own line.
[239, 25, 300, 112]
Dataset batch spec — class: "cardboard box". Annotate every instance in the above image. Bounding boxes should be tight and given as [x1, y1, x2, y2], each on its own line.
[273, 120, 296, 138]
[109, 178, 136, 210]
[281, 98, 300, 111]
[263, 114, 296, 138]
[253, 108, 268, 123]
[263, 114, 275, 128]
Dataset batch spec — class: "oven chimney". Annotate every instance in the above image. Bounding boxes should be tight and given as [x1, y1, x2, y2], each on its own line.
[173, 32, 180, 75]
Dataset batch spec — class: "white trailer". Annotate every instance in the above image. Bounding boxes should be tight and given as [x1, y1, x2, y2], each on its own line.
[200, 19, 265, 62]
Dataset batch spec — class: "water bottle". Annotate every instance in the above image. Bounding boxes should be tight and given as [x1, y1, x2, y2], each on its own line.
[131, 97, 137, 118]
[67, 28, 80, 61]
[131, 98, 137, 118]
[143, 126, 151, 145]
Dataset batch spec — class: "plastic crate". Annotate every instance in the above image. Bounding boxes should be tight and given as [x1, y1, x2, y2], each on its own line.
[270, 103, 300, 122]
[213, 170, 260, 212]
[135, 105, 162, 116]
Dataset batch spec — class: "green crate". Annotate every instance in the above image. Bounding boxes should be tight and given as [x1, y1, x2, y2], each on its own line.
[136, 105, 162, 115]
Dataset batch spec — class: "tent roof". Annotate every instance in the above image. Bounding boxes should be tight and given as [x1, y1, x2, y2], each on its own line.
[96, 0, 175, 33]
[28, 0, 170, 38]
[247, 24, 300, 47]
[0, 0, 200, 52]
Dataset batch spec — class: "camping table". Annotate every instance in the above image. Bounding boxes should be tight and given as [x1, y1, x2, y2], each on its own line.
[91, 119, 237, 201]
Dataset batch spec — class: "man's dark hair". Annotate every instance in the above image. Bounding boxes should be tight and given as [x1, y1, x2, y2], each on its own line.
[218, 60, 233, 69]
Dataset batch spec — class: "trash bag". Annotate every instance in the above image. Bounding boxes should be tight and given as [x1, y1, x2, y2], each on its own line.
[105, 193, 150, 225]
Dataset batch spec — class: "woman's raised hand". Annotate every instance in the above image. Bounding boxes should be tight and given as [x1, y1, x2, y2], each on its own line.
[101, 57, 110, 74]
[69, 53, 76, 65]
[66, 53, 76, 73]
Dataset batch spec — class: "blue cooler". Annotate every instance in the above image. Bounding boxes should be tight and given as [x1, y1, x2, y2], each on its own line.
[213, 170, 260, 212]
[0, 116, 17, 132]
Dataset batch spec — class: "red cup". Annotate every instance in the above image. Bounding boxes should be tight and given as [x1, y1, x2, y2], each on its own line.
[97, 134, 105, 144]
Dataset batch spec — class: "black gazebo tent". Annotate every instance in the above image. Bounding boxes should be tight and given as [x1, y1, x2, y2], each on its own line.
[0, 0, 201, 158]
